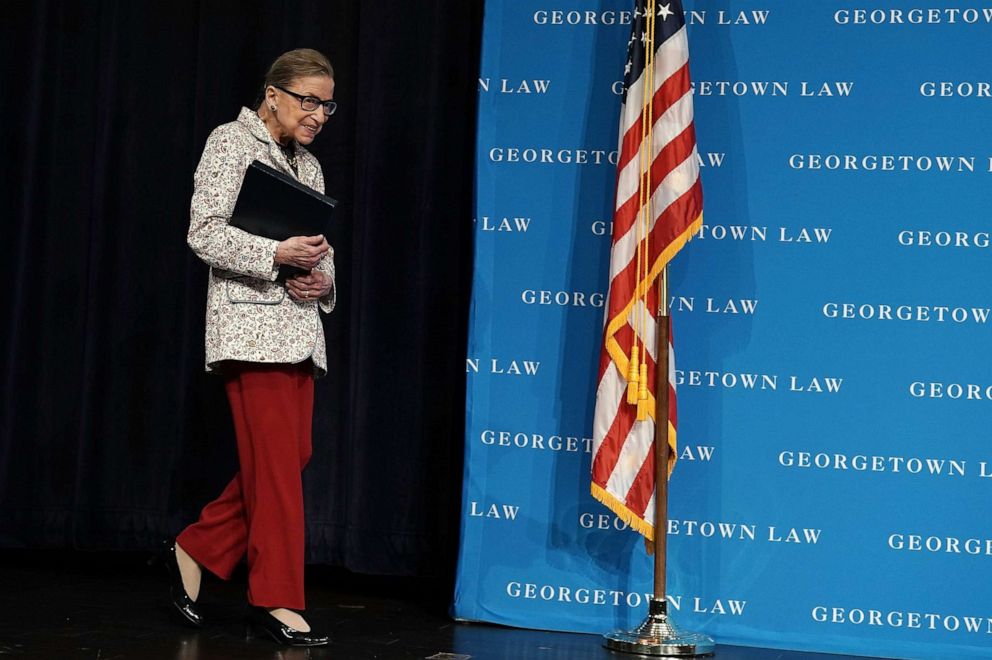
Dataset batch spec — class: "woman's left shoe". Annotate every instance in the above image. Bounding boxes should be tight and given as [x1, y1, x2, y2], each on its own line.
[160, 540, 204, 628]
[245, 606, 329, 647]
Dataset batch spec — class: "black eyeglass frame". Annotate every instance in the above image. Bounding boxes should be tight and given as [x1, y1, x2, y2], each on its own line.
[274, 85, 337, 116]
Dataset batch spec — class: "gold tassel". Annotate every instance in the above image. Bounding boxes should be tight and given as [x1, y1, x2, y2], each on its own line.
[636, 363, 649, 421]
[637, 398, 650, 421]
[626, 346, 640, 404]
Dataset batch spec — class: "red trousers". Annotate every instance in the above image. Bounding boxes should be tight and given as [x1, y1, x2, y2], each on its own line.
[177, 362, 314, 609]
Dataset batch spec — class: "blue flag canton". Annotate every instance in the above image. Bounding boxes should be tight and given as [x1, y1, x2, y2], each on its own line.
[623, 0, 688, 102]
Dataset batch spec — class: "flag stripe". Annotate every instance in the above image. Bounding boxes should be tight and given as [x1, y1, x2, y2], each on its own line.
[591, 362, 629, 482]
[609, 145, 699, 285]
[615, 62, 692, 193]
[625, 441, 656, 516]
[604, 418, 653, 499]
[592, 388, 638, 486]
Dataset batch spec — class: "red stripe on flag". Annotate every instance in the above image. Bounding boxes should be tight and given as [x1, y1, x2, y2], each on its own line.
[625, 442, 656, 517]
[598, 338, 613, 382]
[611, 189, 642, 247]
[652, 125, 698, 199]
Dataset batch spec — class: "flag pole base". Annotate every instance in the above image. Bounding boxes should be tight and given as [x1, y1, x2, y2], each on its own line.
[604, 599, 715, 657]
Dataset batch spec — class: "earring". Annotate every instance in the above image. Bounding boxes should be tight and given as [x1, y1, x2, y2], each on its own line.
[270, 106, 276, 112]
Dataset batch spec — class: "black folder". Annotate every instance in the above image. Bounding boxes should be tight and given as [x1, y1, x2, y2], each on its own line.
[229, 160, 337, 280]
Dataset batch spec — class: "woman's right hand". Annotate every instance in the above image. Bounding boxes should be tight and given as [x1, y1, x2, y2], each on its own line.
[275, 235, 329, 270]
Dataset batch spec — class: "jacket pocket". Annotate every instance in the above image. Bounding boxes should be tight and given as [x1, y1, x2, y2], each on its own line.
[225, 277, 286, 305]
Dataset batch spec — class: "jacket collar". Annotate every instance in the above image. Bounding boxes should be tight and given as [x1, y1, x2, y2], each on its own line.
[237, 106, 313, 183]
[238, 106, 276, 144]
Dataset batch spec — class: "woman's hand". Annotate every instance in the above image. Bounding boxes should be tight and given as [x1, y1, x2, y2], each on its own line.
[275, 235, 329, 270]
[286, 271, 333, 302]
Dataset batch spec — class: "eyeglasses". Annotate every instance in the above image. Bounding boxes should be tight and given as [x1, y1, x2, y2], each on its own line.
[274, 85, 337, 116]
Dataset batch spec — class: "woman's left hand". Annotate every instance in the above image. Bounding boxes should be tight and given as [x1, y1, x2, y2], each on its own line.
[286, 271, 333, 302]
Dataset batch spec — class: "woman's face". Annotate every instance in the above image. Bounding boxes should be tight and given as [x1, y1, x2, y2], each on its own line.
[268, 75, 335, 146]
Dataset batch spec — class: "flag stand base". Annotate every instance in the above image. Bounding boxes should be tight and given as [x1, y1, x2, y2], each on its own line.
[604, 599, 715, 657]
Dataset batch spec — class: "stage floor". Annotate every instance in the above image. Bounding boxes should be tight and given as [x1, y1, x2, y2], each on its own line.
[0, 550, 875, 660]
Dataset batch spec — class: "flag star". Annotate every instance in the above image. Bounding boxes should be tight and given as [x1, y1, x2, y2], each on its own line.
[640, 31, 649, 44]
[625, 61, 632, 74]
[658, 3, 674, 20]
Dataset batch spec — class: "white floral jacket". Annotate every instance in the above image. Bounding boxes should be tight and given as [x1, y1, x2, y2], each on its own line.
[187, 107, 336, 376]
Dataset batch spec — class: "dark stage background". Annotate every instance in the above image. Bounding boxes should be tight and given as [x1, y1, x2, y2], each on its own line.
[0, 1, 482, 581]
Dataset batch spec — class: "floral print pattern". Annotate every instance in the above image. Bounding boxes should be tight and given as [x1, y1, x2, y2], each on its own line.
[188, 107, 336, 377]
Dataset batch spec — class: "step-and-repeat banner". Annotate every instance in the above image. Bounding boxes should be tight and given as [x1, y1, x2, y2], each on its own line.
[453, 2, 992, 659]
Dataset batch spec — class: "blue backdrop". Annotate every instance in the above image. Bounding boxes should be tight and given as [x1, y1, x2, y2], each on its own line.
[453, 2, 992, 658]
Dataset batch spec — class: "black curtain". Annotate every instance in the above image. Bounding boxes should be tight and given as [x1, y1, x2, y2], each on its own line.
[0, 0, 481, 579]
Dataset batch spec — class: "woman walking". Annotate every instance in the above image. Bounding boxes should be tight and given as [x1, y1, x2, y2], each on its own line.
[165, 48, 338, 647]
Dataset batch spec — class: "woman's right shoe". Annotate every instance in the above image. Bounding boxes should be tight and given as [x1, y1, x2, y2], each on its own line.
[246, 606, 329, 647]
[161, 540, 204, 628]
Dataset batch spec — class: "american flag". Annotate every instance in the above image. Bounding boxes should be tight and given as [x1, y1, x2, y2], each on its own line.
[590, 0, 703, 539]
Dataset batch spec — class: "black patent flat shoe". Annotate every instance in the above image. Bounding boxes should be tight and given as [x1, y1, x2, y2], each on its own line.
[245, 605, 329, 647]
[161, 540, 204, 628]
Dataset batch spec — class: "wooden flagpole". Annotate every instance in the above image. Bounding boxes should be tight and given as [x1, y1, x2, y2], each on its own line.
[606, 265, 713, 655]
[653, 267, 671, 599]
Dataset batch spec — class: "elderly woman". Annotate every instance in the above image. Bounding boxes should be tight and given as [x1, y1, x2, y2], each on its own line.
[164, 48, 337, 647]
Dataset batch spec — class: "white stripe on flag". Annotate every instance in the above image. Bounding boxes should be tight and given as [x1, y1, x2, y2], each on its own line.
[626, 301, 658, 363]
[618, 74, 646, 138]
[651, 91, 695, 152]
[593, 361, 627, 445]
[656, 26, 689, 85]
